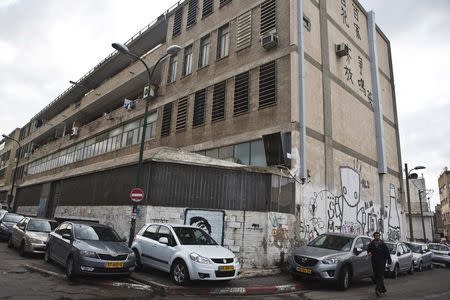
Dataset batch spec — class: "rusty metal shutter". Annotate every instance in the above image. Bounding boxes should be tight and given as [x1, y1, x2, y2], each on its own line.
[161, 103, 173, 137]
[187, 0, 198, 27]
[260, 0, 276, 34]
[172, 7, 183, 37]
[193, 89, 206, 127]
[236, 11, 252, 51]
[212, 81, 226, 121]
[176, 97, 188, 132]
[234, 71, 250, 116]
[259, 60, 277, 109]
[202, 0, 213, 17]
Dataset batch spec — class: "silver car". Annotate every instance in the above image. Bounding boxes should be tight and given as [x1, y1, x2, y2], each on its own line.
[385, 242, 414, 278]
[288, 233, 373, 290]
[404, 242, 433, 272]
[8, 217, 58, 255]
[428, 243, 450, 267]
[45, 221, 136, 280]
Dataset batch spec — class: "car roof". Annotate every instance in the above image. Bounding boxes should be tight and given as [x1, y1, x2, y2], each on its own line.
[28, 217, 57, 222]
[145, 223, 199, 229]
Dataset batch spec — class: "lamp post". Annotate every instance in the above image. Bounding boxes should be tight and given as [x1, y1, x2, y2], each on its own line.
[404, 163, 425, 241]
[112, 42, 181, 247]
[1, 134, 20, 212]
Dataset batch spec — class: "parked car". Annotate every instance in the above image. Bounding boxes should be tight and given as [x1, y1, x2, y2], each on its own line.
[8, 217, 58, 256]
[384, 241, 414, 278]
[0, 208, 7, 220]
[428, 243, 450, 267]
[403, 242, 433, 272]
[45, 221, 136, 279]
[0, 213, 24, 241]
[287, 233, 373, 290]
[131, 223, 241, 285]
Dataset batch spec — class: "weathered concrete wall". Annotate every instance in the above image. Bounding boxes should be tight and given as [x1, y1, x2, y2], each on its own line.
[16, 205, 38, 217]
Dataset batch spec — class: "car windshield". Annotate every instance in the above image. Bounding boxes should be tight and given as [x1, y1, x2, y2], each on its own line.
[3, 214, 23, 223]
[173, 227, 218, 245]
[308, 234, 354, 251]
[27, 220, 57, 233]
[386, 243, 396, 254]
[405, 243, 421, 253]
[74, 224, 121, 242]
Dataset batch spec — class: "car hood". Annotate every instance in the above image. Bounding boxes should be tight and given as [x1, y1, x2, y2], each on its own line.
[292, 246, 344, 259]
[181, 245, 234, 258]
[76, 240, 131, 254]
[27, 232, 50, 241]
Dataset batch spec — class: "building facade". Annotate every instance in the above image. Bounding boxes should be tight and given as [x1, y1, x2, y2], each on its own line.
[434, 204, 444, 242]
[0, 128, 21, 208]
[5, 0, 404, 267]
[438, 168, 450, 239]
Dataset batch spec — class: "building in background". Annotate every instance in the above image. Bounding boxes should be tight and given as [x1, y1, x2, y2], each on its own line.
[438, 167, 450, 240]
[434, 204, 444, 242]
[0, 128, 21, 209]
[4, 0, 403, 266]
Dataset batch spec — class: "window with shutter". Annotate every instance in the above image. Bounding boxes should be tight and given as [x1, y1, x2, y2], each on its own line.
[193, 89, 206, 127]
[176, 97, 188, 132]
[212, 81, 226, 121]
[234, 71, 250, 116]
[236, 11, 252, 51]
[219, 0, 232, 7]
[172, 7, 183, 37]
[187, 0, 197, 27]
[259, 61, 277, 108]
[161, 103, 173, 137]
[202, 0, 213, 18]
[260, 0, 276, 34]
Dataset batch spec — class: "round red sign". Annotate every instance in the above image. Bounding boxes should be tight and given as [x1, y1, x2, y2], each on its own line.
[130, 187, 144, 202]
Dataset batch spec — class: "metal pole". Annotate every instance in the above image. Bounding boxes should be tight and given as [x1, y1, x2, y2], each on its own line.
[405, 163, 414, 241]
[128, 54, 168, 247]
[418, 190, 427, 241]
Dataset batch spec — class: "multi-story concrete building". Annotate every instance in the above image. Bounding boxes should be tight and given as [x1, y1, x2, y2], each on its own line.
[0, 128, 21, 208]
[6, 0, 404, 266]
[434, 204, 444, 242]
[438, 167, 450, 239]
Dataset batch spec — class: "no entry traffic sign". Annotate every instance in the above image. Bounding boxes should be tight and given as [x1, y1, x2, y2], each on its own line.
[130, 187, 144, 202]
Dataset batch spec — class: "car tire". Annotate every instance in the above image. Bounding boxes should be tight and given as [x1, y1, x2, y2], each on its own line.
[133, 249, 142, 271]
[19, 241, 26, 257]
[392, 264, 399, 279]
[44, 247, 52, 264]
[337, 265, 351, 291]
[66, 255, 77, 281]
[171, 259, 190, 286]
[7, 236, 13, 248]
[418, 261, 423, 272]
[408, 263, 414, 275]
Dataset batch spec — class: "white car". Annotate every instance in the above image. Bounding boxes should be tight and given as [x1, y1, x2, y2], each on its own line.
[428, 243, 450, 267]
[131, 223, 241, 285]
[385, 241, 414, 278]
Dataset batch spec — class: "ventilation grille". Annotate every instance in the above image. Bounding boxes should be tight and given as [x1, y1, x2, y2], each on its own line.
[234, 71, 250, 116]
[212, 81, 227, 121]
[176, 97, 188, 132]
[202, 0, 213, 18]
[236, 11, 252, 50]
[187, 0, 198, 27]
[161, 103, 173, 137]
[260, 0, 276, 34]
[193, 89, 206, 127]
[219, 0, 232, 7]
[172, 7, 183, 37]
[259, 61, 277, 109]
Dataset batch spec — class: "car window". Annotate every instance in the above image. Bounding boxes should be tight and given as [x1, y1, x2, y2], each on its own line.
[354, 238, 364, 250]
[439, 245, 450, 251]
[308, 234, 354, 251]
[74, 224, 121, 241]
[362, 237, 372, 249]
[428, 244, 437, 250]
[173, 227, 218, 245]
[27, 219, 58, 233]
[157, 226, 177, 247]
[397, 244, 403, 254]
[3, 213, 23, 223]
[143, 225, 159, 240]
[402, 244, 410, 253]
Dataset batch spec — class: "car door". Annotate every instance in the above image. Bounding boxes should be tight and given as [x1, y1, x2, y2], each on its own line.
[351, 238, 368, 278]
[395, 243, 405, 270]
[402, 244, 412, 270]
[12, 218, 28, 247]
[139, 225, 160, 268]
[59, 223, 73, 264]
[422, 245, 432, 266]
[51, 223, 67, 264]
[151, 225, 178, 272]
[362, 237, 373, 276]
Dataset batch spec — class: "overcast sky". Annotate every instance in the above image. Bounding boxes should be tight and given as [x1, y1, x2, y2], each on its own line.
[0, 0, 449, 210]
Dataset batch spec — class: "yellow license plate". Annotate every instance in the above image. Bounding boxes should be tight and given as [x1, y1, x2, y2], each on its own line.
[219, 266, 235, 271]
[297, 266, 312, 274]
[106, 261, 124, 268]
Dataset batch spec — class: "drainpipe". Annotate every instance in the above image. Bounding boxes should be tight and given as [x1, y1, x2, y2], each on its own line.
[368, 12, 387, 218]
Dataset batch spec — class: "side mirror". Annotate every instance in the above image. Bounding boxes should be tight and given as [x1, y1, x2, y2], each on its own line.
[159, 237, 169, 245]
[62, 233, 72, 241]
[397, 252, 401, 256]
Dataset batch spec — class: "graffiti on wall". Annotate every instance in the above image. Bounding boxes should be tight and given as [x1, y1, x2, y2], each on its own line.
[388, 184, 401, 241]
[268, 212, 290, 249]
[184, 209, 225, 245]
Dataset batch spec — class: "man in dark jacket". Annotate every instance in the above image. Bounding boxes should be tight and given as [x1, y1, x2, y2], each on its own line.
[367, 232, 392, 296]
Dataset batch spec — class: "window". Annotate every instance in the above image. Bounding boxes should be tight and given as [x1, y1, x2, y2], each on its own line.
[236, 11, 252, 50]
[212, 81, 226, 121]
[202, 0, 213, 18]
[176, 97, 188, 132]
[217, 24, 230, 60]
[157, 226, 177, 246]
[145, 111, 158, 140]
[182, 45, 193, 76]
[172, 7, 183, 37]
[193, 89, 206, 127]
[219, 0, 232, 7]
[250, 139, 266, 166]
[167, 55, 178, 83]
[186, 0, 197, 27]
[143, 225, 159, 240]
[161, 103, 173, 137]
[234, 142, 250, 165]
[259, 60, 277, 108]
[198, 35, 210, 68]
[260, 0, 276, 34]
[233, 71, 250, 116]
[303, 15, 311, 31]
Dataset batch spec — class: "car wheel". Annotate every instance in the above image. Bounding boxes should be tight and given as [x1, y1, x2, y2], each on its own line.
[418, 261, 423, 272]
[44, 247, 52, 264]
[19, 241, 26, 257]
[7, 236, 13, 248]
[66, 256, 77, 281]
[133, 249, 142, 271]
[408, 263, 414, 275]
[337, 265, 351, 290]
[171, 260, 190, 286]
[392, 264, 399, 279]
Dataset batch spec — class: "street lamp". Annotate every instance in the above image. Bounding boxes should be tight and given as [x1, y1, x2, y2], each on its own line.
[1, 134, 20, 212]
[112, 42, 181, 246]
[404, 164, 426, 241]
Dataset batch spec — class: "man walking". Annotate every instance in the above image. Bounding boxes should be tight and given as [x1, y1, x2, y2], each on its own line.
[367, 232, 392, 297]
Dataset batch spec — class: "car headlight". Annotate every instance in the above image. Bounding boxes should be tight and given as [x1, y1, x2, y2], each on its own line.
[190, 252, 211, 264]
[80, 250, 98, 258]
[322, 258, 341, 264]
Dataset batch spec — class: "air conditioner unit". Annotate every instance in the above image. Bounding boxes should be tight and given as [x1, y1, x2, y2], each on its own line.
[71, 127, 79, 137]
[260, 32, 278, 50]
[123, 99, 136, 110]
[335, 43, 350, 57]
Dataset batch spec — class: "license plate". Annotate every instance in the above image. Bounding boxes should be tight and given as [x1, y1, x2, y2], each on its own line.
[219, 265, 235, 271]
[105, 261, 124, 268]
[297, 266, 312, 274]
